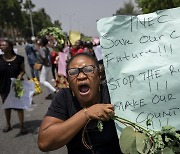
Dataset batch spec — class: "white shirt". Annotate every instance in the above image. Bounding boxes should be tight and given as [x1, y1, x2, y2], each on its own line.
[0, 49, 4, 55]
[93, 45, 103, 61]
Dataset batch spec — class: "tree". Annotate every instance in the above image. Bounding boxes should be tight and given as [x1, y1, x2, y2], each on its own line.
[136, 0, 180, 14]
[21, 7, 54, 38]
[0, 0, 63, 40]
[20, 10, 32, 38]
[21, 0, 62, 38]
[0, 0, 23, 39]
[23, 0, 35, 11]
[21, 0, 35, 37]
[53, 20, 62, 29]
[32, 8, 53, 35]
[115, 0, 140, 15]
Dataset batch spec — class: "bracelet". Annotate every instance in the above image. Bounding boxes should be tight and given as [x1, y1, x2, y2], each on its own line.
[83, 107, 90, 120]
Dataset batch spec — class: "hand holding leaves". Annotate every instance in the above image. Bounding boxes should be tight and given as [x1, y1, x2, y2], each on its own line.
[13, 79, 24, 99]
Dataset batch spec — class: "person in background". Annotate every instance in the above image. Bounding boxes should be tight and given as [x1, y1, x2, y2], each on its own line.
[0, 40, 28, 134]
[69, 44, 77, 57]
[84, 41, 95, 56]
[70, 40, 84, 57]
[38, 53, 121, 154]
[25, 36, 39, 80]
[63, 41, 71, 61]
[36, 37, 56, 99]
[93, 40, 106, 82]
[76, 40, 84, 54]
[46, 35, 59, 82]
[54, 45, 69, 89]
[93, 40, 103, 64]
[50, 50, 58, 81]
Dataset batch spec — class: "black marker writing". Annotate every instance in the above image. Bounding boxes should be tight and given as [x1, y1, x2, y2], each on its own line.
[114, 98, 146, 111]
[108, 75, 135, 91]
[136, 107, 179, 128]
[152, 93, 176, 104]
[139, 69, 161, 81]
[130, 14, 170, 32]
[101, 34, 133, 49]
[139, 34, 164, 44]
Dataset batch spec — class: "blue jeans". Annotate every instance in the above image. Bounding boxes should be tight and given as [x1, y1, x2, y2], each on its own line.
[30, 64, 39, 80]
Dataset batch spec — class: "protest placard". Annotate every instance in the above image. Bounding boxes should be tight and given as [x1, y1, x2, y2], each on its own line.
[97, 7, 180, 132]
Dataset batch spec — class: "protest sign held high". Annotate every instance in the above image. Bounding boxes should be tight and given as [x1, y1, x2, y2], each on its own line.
[97, 7, 180, 133]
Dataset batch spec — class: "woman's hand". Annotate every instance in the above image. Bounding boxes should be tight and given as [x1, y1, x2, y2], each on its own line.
[17, 74, 23, 80]
[85, 104, 114, 121]
[17, 72, 25, 80]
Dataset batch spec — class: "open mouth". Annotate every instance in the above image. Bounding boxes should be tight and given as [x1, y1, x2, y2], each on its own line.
[78, 84, 90, 95]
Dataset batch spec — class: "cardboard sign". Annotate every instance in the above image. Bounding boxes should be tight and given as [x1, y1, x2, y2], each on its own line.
[97, 7, 180, 132]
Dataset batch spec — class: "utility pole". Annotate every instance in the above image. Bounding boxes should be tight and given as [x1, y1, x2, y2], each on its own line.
[28, 0, 34, 36]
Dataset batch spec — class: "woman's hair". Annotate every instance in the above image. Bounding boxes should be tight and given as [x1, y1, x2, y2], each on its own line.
[4, 40, 15, 54]
[40, 36, 48, 46]
[66, 53, 99, 73]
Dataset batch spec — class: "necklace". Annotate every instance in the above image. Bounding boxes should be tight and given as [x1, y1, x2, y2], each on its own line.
[3, 55, 17, 62]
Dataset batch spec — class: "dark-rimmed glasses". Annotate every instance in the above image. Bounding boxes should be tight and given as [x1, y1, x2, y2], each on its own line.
[67, 65, 98, 77]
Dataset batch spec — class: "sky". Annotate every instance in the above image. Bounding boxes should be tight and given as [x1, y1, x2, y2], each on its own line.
[31, 0, 128, 37]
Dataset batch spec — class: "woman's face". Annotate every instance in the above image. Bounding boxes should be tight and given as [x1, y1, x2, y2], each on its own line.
[67, 55, 101, 106]
[0, 41, 10, 53]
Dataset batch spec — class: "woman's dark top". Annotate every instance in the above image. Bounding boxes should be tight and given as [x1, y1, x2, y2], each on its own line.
[0, 55, 24, 95]
[46, 83, 122, 154]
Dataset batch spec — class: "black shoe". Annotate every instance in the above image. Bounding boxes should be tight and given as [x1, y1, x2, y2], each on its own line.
[45, 94, 53, 100]
[20, 127, 28, 135]
[3, 126, 12, 133]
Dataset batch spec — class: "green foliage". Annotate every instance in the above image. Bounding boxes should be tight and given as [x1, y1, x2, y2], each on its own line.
[38, 27, 66, 52]
[115, 0, 140, 15]
[81, 34, 92, 42]
[136, 0, 180, 13]
[53, 20, 62, 28]
[0, 0, 23, 28]
[119, 126, 137, 153]
[0, 0, 62, 39]
[136, 132, 151, 154]
[98, 116, 180, 154]
[23, 0, 35, 11]
[13, 79, 24, 98]
[32, 9, 54, 36]
[97, 120, 103, 132]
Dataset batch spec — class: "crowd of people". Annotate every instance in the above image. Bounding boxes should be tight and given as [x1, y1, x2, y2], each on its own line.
[24, 36, 105, 99]
[0, 36, 121, 153]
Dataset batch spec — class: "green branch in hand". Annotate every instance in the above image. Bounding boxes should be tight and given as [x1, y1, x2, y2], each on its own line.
[13, 79, 24, 99]
[97, 115, 180, 154]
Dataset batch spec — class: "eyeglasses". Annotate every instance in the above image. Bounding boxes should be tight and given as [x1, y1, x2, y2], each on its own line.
[67, 65, 98, 77]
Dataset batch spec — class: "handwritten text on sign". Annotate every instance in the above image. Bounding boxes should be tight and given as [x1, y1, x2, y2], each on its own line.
[97, 7, 180, 131]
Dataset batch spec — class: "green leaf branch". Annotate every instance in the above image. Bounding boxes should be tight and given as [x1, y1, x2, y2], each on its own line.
[38, 27, 66, 52]
[97, 115, 180, 154]
[13, 79, 24, 99]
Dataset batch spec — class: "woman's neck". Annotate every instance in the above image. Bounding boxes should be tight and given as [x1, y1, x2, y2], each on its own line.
[92, 92, 101, 105]
[81, 91, 101, 108]
[3, 53, 16, 61]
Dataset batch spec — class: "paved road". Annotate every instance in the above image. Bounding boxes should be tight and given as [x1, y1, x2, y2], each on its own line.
[0, 45, 68, 154]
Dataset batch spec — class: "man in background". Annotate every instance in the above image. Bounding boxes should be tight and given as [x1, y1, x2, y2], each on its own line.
[25, 36, 39, 80]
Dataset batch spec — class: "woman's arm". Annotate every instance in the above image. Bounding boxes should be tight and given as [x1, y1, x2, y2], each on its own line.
[38, 104, 114, 152]
[38, 109, 87, 151]
[17, 62, 25, 79]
